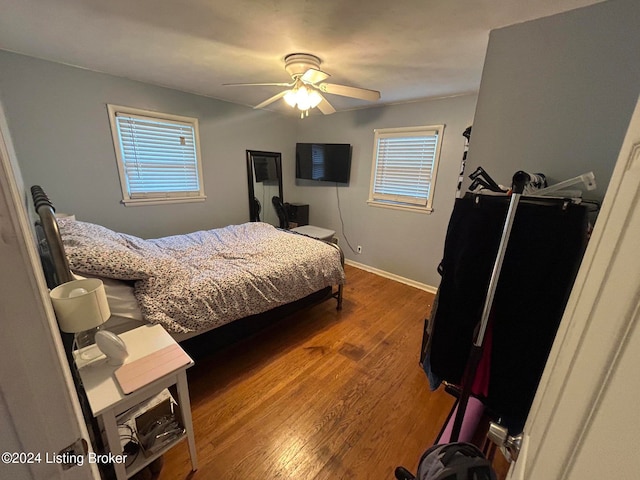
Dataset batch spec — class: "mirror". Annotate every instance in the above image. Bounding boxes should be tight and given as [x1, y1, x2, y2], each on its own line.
[246, 150, 283, 226]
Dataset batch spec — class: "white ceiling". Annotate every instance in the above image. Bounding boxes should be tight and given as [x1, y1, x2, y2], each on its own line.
[0, 0, 603, 116]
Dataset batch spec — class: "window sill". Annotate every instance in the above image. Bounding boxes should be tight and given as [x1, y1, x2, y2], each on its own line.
[121, 195, 207, 207]
[366, 200, 433, 214]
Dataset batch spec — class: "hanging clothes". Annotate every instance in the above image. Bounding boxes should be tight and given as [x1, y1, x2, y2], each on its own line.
[426, 194, 589, 432]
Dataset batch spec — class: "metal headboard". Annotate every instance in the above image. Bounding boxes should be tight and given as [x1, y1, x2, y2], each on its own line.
[31, 186, 111, 475]
[30, 185, 73, 288]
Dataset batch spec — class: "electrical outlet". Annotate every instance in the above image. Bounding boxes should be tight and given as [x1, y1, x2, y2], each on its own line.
[357, 245, 362, 254]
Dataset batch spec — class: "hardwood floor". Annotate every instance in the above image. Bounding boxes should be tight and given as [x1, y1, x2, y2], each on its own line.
[159, 265, 509, 479]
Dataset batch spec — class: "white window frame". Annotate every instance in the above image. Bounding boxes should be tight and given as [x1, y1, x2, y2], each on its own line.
[107, 104, 206, 206]
[367, 125, 444, 213]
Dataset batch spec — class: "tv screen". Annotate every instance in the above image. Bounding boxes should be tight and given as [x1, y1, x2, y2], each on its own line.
[296, 143, 352, 184]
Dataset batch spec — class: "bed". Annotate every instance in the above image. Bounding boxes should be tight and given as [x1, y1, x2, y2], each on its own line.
[31, 186, 345, 343]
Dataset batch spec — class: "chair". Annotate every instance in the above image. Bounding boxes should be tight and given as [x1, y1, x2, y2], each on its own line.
[253, 197, 261, 222]
[271, 195, 290, 229]
[271, 196, 335, 242]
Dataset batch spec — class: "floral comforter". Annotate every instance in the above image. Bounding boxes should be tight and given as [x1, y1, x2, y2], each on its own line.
[58, 219, 345, 333]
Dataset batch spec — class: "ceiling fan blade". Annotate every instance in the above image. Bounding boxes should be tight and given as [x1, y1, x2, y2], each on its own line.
[318, 83, 380, 102]
[254, 90, 289, 110]
[223, 81, 294, 87]
[301, 68, 330, 85]
[316, 94, 336, 115]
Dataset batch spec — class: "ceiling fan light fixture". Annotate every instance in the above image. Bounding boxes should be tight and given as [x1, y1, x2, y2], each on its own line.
[283, 90, 297, 107]
[282, 86, 322, 116]
[308, 90, 322, 108]
[296, 86, 312, 110]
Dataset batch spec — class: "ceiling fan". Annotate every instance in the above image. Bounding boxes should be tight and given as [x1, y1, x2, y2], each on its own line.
[223, 53, 381, 117]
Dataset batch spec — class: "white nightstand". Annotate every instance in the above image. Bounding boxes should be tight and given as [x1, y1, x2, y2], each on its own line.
[75, 324, 198, 479]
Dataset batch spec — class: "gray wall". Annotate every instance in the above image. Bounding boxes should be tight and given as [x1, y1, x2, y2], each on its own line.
[290, 95, 478, 287]
[0, 50, 298, 239]
[464, 0, 640, 200]
[0, 49, 478, 288]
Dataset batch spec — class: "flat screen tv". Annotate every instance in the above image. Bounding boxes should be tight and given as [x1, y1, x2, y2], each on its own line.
[296, 143, 352, 184]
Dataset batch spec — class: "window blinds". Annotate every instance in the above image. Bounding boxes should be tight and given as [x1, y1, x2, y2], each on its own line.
[372, 129, 439, 206]
[114, 112, 202, 198]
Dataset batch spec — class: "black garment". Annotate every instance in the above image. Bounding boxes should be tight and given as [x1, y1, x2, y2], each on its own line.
[429, 195, 589, 432]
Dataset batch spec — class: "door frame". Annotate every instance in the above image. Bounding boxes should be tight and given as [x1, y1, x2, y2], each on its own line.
[0, 100, 98, 479]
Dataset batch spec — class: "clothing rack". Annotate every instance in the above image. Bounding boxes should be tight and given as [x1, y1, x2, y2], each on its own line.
[426, 172, 592, 442]
[448, 172, 527, 441]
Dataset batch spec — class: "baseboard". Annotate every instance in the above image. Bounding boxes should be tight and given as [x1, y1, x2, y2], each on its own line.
[344, 259, 438, 294]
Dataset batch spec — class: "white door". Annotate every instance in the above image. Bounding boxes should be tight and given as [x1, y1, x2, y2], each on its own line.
[0, 101, 98, 479]
[508, 96, 640, 479]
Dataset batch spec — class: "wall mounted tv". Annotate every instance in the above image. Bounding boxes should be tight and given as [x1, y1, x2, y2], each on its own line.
[295, 143, 352, 184]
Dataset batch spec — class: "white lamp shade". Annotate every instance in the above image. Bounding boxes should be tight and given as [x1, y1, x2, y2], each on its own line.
[50, 279, 111, 333]
[308, 90, 322, 108]
[284, 90, 297, 107]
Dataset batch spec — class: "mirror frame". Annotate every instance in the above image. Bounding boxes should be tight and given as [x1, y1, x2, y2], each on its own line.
[246, 150, 283, 223]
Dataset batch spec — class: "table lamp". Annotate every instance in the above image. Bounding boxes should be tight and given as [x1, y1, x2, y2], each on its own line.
[50, 278, 111, 353]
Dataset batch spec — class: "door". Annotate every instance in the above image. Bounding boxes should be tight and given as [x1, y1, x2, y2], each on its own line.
[507, 96, 640, 479]
[0, 101, 98, 479]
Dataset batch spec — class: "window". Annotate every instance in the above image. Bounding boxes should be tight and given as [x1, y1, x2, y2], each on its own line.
[108, 105, 206, 206]
[368, 125, 444, 213]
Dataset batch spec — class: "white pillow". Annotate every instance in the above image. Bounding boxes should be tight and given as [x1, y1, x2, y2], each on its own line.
[72, 273, 143, 321]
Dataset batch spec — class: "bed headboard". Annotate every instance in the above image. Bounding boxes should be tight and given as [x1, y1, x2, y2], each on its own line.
[30, 185, 74, 288]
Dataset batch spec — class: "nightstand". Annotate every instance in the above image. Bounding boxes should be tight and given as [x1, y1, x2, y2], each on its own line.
[75, 324, 197, 479]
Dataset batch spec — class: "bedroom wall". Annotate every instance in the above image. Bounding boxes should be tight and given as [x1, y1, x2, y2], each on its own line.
[290, 94, 478, 289]
[0, 50, 298, 239]
[463, 0, 640, 201]
[0, 49, 478, 289]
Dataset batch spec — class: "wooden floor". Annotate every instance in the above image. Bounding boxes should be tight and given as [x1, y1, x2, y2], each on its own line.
[159, 265, 509, 479]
